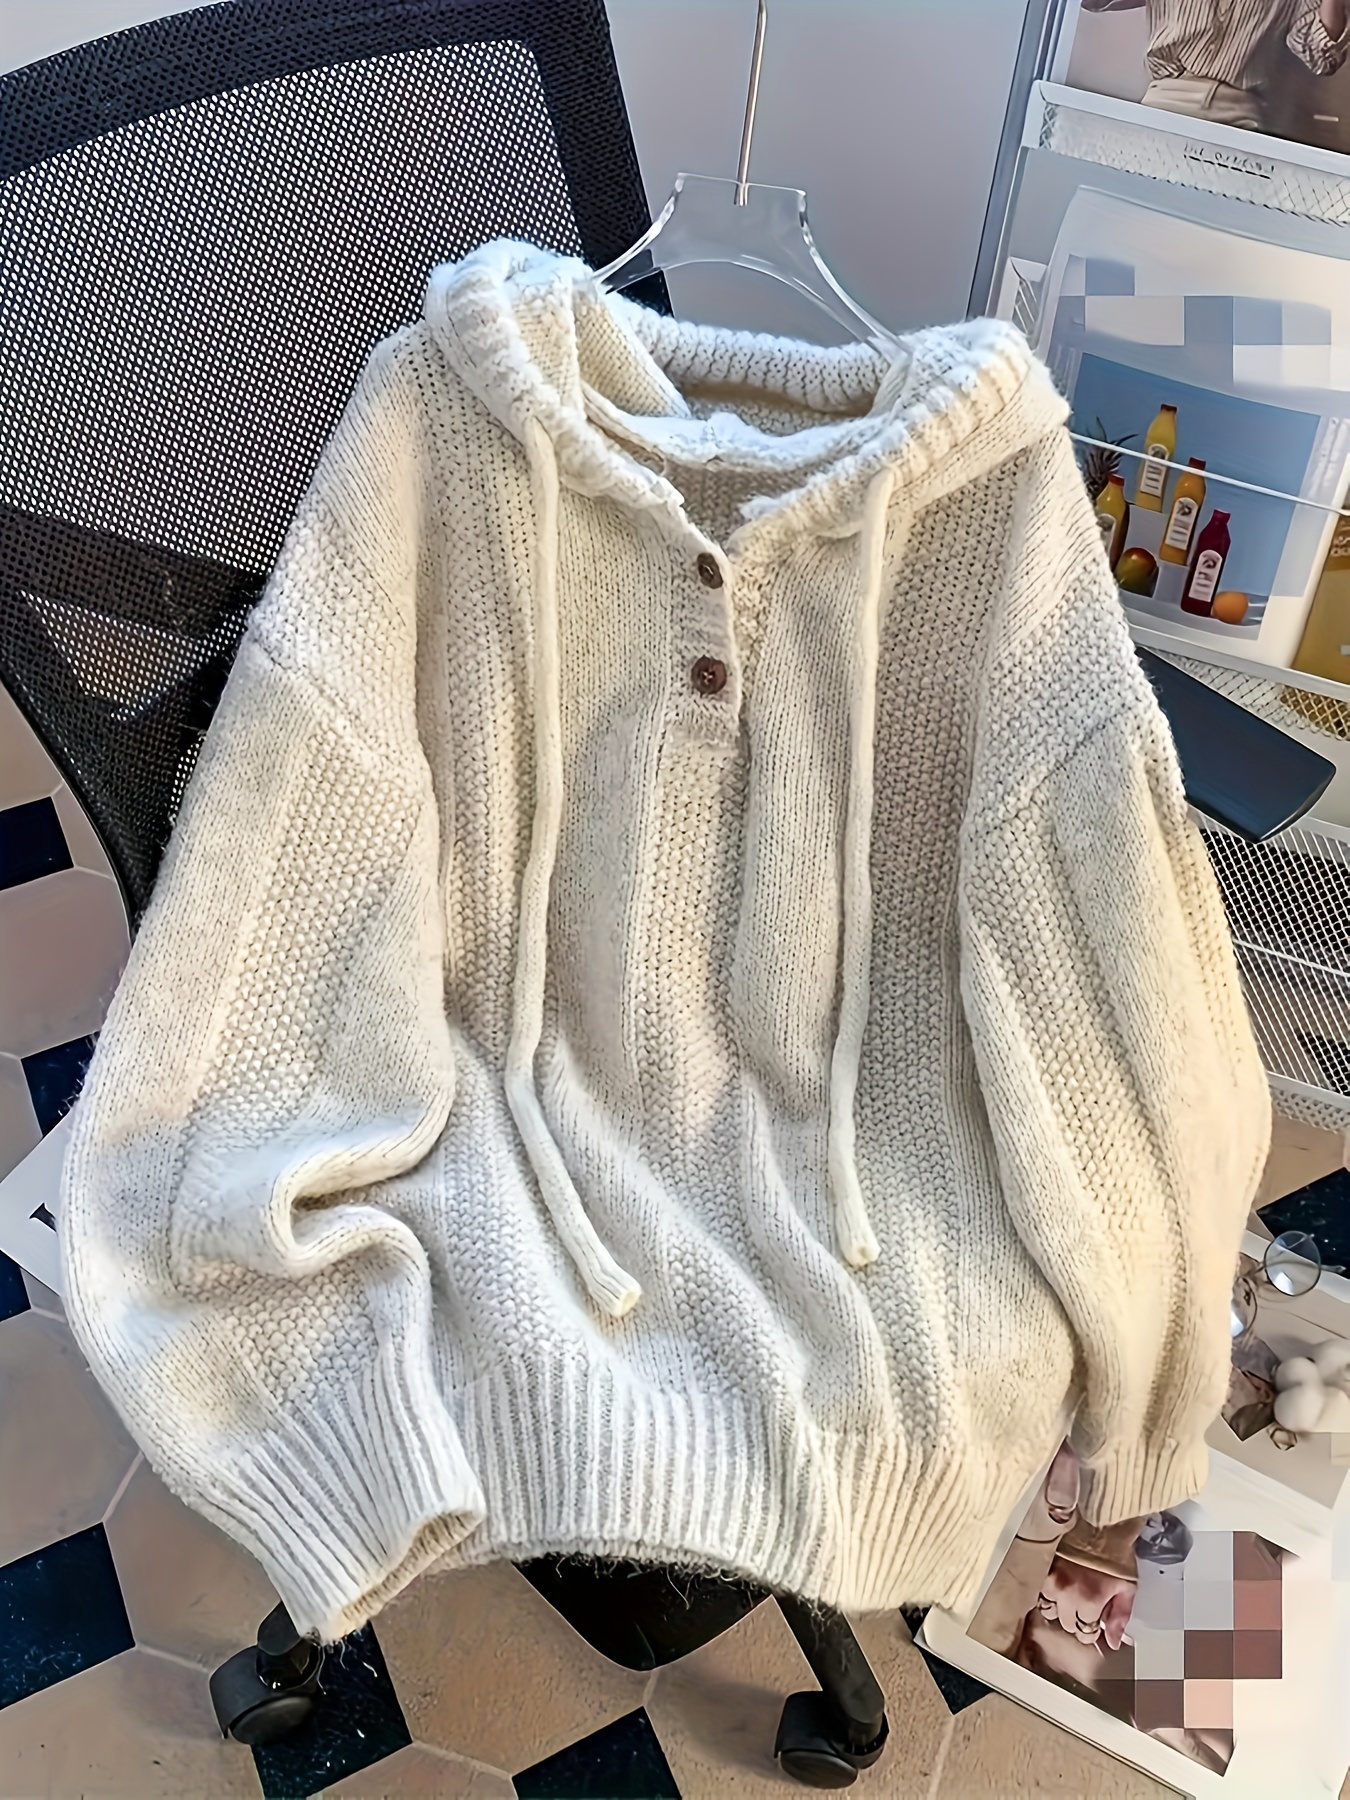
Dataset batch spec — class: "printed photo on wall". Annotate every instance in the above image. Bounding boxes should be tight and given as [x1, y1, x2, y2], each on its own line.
[1022, 188, 1350, 668]
[1061, 1, 1350, 157]
[963, 1442, 1291, 1779]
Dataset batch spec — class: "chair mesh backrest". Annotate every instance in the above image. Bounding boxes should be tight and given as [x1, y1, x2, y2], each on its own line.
[0, 0, 665, 924]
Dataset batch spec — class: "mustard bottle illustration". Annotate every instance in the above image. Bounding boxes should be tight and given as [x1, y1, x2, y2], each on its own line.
[1285, 515, 1350, 730]
[1094, 473, 1129, 569]
[1135, 403, 1177, 511]
[1159, 458, 1206, 564]
[1292, 514, 1350, 682]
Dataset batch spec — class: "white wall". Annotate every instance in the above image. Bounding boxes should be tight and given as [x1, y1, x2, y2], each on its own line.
[0, 0, 195, 67]
[606, 0, 1027, 334]
[1, 0, 1028, 333]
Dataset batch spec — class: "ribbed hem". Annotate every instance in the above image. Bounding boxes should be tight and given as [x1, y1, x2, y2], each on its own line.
[444, 1357, 1053, 1619]
[192, 1351, 487, 1644]
[1075, 1433, 1209, 1528]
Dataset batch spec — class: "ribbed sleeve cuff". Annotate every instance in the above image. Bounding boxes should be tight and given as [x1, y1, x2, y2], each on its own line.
[1075, 1434, 1209, 1528]
[194, 1355, 487, 1645]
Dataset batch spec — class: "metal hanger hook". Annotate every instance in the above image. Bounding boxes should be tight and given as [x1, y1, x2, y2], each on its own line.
[735, 0, 768, 206]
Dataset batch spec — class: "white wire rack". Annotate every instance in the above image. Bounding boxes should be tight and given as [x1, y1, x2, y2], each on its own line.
[1030, 82, 1350, 228]
[985, 68, 1350, 1128]
[1149, 640, 1350, 742]
[1149, 645, 1350, 1128]
[1201, 815, 1350, 1131]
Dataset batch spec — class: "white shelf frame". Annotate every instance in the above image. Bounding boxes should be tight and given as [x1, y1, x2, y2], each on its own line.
[1130, 621, 1350, 710]
[1029, 77, 1350, 194]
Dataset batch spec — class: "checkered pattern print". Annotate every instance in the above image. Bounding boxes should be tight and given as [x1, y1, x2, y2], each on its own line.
[1130, 1529, 1283, 1751]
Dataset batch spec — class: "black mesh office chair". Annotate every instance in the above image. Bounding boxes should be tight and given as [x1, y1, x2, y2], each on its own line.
[0, 2, 889, 1785]
[0, 0, 674, 927]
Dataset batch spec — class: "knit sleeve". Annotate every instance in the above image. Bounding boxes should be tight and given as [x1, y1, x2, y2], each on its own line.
[59, 333, 486, 1644]
[957, 431, 1271, 1528]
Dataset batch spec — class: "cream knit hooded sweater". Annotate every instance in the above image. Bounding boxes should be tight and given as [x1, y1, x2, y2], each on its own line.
[61, 240, 1271, 1645]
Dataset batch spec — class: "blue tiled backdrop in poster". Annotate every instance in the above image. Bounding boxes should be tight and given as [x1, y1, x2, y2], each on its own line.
[1070, 355, 1321, 609]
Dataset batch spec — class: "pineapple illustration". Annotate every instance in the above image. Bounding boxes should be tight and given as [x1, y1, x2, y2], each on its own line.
[1079, 418, 1136, 503]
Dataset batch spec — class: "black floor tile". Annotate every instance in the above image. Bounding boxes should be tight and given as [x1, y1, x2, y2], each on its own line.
[252, 1623, 410, 1800]
[0, 796, 72, 890]
[1261, 1168, 1350, 1270]
[0, 1251, 30, 1323]
[514, 1708, 680, 1799]
[906, 1603, 990, 1714]
[22, 1034, 97, 1135]
[915, 1645, 991, 1715]
[0, 1524, 134, 1709]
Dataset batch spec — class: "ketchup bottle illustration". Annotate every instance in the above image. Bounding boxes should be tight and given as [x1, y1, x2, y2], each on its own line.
[1181, 510, 1231, 616]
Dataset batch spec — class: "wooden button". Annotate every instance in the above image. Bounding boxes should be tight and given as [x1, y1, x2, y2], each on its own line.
[696, 552, 724, 588]
[691, 657, 728, 695]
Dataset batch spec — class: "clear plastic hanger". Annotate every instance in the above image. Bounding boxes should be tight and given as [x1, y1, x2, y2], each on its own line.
[594, 0, 900, 357]
[597, 4, 1334, 842]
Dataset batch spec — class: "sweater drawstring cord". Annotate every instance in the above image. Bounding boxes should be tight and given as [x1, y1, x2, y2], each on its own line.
[510, 417, 891, 1295]
[504, 417, 643, 1320]
[827, 464, 902, 1272]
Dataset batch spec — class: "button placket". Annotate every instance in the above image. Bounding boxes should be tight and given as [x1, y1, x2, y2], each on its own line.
[687, 549, 735, 704]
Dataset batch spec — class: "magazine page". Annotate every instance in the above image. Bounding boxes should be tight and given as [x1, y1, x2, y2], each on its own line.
[1009, 185, 1350, 670]
[920, 1439, 1350, 1795]
[1060, 1, 1350, 156]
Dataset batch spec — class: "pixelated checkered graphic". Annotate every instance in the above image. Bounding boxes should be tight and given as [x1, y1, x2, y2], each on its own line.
[1130, 1528, 1282, 1764]
[1051, 259, 1339, 408]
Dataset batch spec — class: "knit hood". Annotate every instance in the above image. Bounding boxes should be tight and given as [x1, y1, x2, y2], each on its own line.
[422, 238, 1070, 548]
[419, 237, 1073, 1319]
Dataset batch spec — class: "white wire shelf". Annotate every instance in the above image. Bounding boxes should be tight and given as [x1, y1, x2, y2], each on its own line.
[1131, 623, 1350, 718]
[1028, 81, 1350, 227]
[1137, 626, 1350, 745]
[1199, 810, 1350, 1127]
[1147, 636, 1350, 1123]
[1000, 64, 1350, 1125]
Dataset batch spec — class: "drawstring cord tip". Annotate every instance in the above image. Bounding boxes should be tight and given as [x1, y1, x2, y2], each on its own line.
[840, 1230, 881, 1272]
[592, 1270, 643, 1320]
[829, 1143, 882, 1272]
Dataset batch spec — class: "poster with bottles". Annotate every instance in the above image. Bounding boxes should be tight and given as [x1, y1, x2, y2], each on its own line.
[1086, 386, 1260, 629]
[1001, 185, 1350, 671]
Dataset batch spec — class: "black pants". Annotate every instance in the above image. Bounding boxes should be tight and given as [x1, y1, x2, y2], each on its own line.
[517, 1554, 886, 1745]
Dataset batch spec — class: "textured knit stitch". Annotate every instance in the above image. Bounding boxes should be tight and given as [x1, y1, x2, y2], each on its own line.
[60, 240, 1271, 1645]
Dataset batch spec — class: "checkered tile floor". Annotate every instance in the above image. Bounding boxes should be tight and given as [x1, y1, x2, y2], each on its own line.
[1, 678, 1314, 1798]
[0, 1305, 1179, 1800]
[0, 1245, 1191, 1800]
